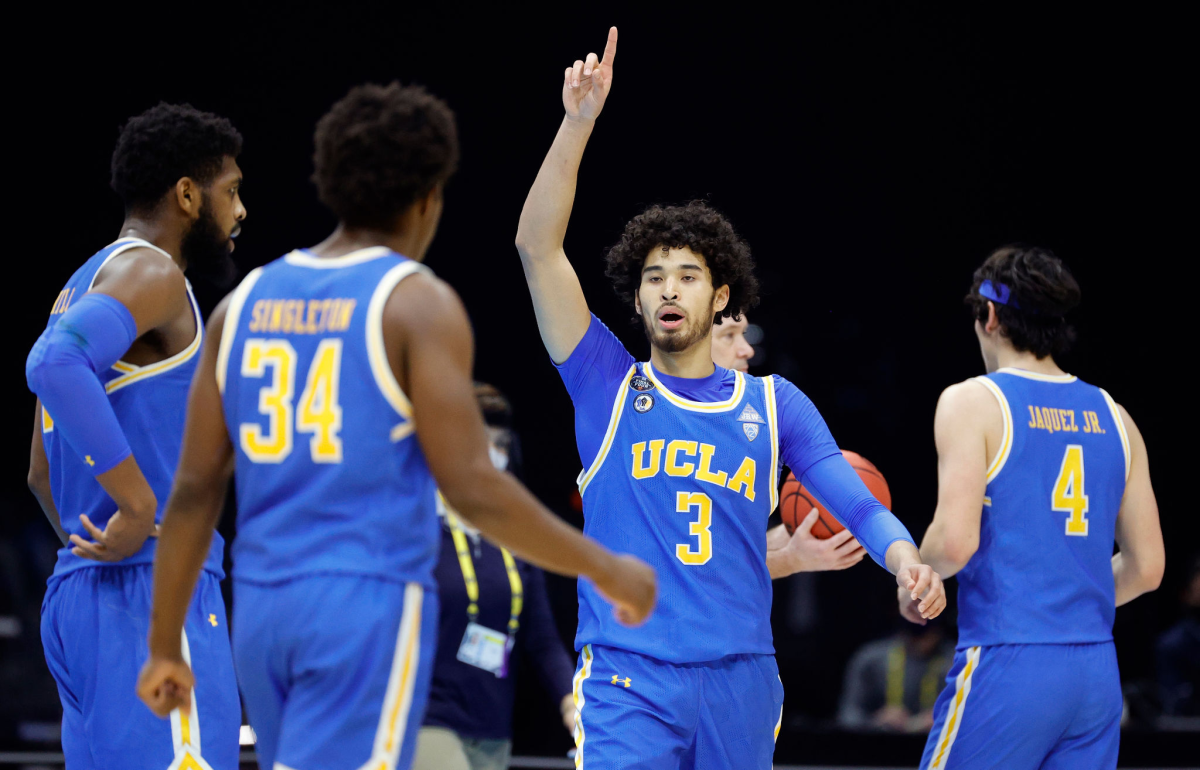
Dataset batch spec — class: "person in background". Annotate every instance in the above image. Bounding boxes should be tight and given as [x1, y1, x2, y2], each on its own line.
[838, 618, 954, 732]
[414, 384, 578, 770]
[1157, 556, 1200, 717]
[711, 313, 866, 578]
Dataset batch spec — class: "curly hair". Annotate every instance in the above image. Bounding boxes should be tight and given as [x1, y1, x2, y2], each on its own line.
[605, 201, 759, 324]
[312, 82, 459, 229]
[110, 103, 242, 211]
[965, 244, 1081, 359]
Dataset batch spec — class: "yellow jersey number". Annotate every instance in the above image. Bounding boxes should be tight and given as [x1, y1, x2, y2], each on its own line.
[675, 491, 713, 565]
[1052, 444, 1089, 536]
[240, 338, 344, 464]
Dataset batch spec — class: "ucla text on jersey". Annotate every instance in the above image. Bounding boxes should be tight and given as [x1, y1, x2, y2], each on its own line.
[576, 362, 780, 662]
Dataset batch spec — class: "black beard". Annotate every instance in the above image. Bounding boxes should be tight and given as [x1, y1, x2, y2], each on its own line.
[181, 201, 236, 290]
[640, 308, 712, 354]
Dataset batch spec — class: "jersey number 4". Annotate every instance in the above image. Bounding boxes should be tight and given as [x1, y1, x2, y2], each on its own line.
[1052, 444, 1089, 536]
[240, 338, 344, 464]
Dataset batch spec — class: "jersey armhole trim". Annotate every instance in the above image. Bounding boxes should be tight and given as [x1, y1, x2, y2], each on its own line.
[1098, 388, 1131, 482]
[105, 287, 204, 394]
[366, 261, 426, 440]
[578, 365, 637, 496]
[216, 268, 264, 395]
[973, 377, 1013, 483]
[763, 375, 781, 512]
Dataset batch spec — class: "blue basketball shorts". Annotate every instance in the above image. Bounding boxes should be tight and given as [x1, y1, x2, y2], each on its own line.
[40, 564, 240, 770]
[570, 644, 784, 769]
[233, 576, 437, 770]
[920, 642, 1121, 770]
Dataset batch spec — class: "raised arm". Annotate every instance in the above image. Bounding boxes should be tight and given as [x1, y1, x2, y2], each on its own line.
[514, 26, 618, 363]
[391, 272, 655, 623]
[1111, 404, 1164, 605]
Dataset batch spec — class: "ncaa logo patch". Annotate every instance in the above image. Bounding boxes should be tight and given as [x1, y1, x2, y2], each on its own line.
[634, 394, 655, 413]
[743, 422, 760, 441]
[630, 375, 655, 392]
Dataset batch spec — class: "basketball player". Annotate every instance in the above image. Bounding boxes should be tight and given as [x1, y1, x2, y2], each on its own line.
[136, 82, 656, 770]
[515, 28, 945, 767]
[25, 104, 244, 770]
[910, 245, 1165, 769]
[711, 316, 866, 577]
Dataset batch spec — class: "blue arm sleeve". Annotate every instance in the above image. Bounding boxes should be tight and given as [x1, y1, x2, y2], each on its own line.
[26, 293, 138, 475]
[800, 454, 915, 567]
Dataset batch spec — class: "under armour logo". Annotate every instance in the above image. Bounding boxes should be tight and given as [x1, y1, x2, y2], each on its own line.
[84, 455, 95, 467]
[611, 675, 631, 688]
[208, 614, 218, 627]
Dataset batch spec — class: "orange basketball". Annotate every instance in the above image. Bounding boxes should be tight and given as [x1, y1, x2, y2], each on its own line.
[780, 450, 892, 538]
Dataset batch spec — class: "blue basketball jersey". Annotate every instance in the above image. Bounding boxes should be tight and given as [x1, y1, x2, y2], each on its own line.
[957, 368, 1130, 647]
[576, 362, 780, 663]
[40, 238, 224, 578]
[218, 247, 439, 587]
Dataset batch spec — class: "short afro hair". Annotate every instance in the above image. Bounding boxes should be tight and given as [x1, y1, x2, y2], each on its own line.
[965, 244, 1082, 359]
[111, 103, 242, 211]
[312, 82, 459, 229]
[605, 201, 759, 324]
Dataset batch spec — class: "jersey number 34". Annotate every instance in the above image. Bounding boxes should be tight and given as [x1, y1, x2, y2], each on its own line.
[1052, 444, 1089, 537]
[239, 338, 344, 464]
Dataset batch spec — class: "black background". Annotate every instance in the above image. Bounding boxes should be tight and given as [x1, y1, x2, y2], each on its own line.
[5, 3, 1191, 765]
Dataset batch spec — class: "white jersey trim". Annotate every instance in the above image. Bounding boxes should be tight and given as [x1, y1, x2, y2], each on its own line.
[973, 377, 1014, 484]
[995, 366, 1077, 383]
[763, 375, 781, 513]
[577, 365, 637, 496]
[284, 246, 392, 268]
[216, 268, 265, 395]
[1099, 388, 1131, 482]
[645, 362, 746, 413]
[366, 261, 427, 441]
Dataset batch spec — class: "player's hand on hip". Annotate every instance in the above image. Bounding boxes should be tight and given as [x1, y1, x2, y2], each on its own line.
[69, 511, 159, 562]
[137, 656, 195, 718]
[594, 553, 657, 627]
[895, 563, 946, 621]
[563, 26, 618, 122]
[771, 511, 866, 575]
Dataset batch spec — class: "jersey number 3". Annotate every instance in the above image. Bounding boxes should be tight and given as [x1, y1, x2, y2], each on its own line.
[240, 338, 344, 464]
[1052, 444, 1089, 536]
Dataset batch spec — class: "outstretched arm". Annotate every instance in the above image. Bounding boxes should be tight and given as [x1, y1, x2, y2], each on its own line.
[391, 272, 655, 624]
[515, 27, 618, 364]
[1111, 404, 1164, 605]
[139, 298, 235, 718]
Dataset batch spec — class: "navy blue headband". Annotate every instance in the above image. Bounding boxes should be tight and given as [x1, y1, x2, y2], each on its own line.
[979, 279, 1020, 309]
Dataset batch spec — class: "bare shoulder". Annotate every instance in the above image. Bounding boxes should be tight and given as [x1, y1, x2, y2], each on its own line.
[92, 246, 186, 295]
[385, 270, 470, 336]
[1112, 400, 1146, 448]
[937, 378, 999, 419]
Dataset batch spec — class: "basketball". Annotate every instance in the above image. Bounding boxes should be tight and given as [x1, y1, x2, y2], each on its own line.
[780, 450, 892, 538]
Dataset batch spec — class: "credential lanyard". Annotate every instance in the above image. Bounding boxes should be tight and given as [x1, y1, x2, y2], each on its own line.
[447, 511, 523, 637]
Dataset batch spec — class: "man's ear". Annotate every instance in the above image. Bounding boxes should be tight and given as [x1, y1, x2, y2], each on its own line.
[418, 183, 443, 215]
[713, 284, 730, 314]
[174, 177, 202, 220]
[984, 301, 1001, 334]
[634, 293, 642, 316]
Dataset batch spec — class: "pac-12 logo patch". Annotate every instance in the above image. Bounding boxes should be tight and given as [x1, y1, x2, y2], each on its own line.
[743, 422, 760, 441]
[630, 375, 654, 392]
[634, 394, 655, 413]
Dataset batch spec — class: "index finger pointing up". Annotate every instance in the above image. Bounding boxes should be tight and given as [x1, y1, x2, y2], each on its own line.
[601, 26, 618, 66]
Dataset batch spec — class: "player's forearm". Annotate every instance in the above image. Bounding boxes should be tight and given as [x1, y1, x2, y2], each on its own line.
[443, 464, 617, 583]
[884, 540, 925, 576]
[515, 116, 595, 262]
[918, 517, 974, 578]
[147, 478, 224, 657]
[27, 473, 68, 545]
[1112, 551, 1163, 606]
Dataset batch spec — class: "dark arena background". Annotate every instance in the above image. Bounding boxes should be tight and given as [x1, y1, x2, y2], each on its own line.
[2, 5, 1192, 769]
